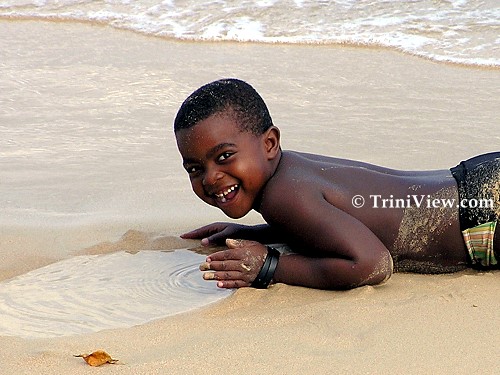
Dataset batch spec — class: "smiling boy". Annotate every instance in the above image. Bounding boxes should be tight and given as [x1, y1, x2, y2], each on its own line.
[174, 78, 499, 290]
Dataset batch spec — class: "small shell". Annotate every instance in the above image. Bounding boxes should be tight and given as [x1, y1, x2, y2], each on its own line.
[74, 350, 119, 366]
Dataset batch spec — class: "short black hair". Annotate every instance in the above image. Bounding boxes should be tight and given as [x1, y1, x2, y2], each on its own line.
[173, 78, 273, 135]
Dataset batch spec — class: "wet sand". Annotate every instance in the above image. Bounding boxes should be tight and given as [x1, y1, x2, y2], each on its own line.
[0, 20, 499, 374]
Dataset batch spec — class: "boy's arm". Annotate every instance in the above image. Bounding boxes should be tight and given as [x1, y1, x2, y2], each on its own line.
[181, 222, 285, 245]
[203, 239, 392, 290]
[201, 186, 393, 290]
[272, 251, 392, 289]
[261, 185, 393, 289]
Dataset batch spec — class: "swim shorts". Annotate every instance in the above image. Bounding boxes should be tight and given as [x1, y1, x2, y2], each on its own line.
[450, 152, 500, 268]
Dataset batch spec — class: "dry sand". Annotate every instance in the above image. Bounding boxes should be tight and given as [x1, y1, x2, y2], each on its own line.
[0, 20, 499, 374]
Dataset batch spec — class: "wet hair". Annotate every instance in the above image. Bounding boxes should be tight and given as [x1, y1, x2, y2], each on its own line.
[173, 78, 273, 135]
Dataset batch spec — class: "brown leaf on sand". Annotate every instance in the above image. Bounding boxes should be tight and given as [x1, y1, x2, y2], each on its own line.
[74, 350, 119, 366]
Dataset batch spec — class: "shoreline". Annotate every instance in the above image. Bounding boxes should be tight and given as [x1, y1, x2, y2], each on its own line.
[1, 17, 499, 71]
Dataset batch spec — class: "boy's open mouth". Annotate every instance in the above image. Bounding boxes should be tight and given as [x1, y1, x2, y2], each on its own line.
[214, 184, 239, 203]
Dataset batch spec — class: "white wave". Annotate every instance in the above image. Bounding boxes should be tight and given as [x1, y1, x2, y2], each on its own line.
[0, 0, 498, 66]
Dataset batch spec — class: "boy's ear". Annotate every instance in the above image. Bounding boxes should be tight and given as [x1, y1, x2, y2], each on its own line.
[263, 126, 281, 160]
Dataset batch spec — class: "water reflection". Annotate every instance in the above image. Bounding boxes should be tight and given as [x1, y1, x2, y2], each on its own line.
[0, 250, 232, 339]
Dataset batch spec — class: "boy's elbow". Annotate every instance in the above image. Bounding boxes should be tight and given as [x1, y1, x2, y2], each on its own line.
[313, 250, 393, 290]
[357, 251, 394, 287]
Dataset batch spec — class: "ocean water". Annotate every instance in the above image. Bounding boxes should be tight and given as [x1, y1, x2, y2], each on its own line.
[0, 0, 499, 67]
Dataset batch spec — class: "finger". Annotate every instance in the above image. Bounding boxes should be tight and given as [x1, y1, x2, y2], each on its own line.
[180, 228, 209, 239]
[180, 223, 225, 239]
[182, 231, 222, 247]
[206, 259, 243, 272]
[202, 270, 239, 281]
[215, 279, 249, 289]
[203, 233, 227, 246]
[206, 249, 238, 262]
[203, 259, 256, 273]
[226, 238, 258, 249]
[202, 270, 252, 286]
[199, 262, 211, 271]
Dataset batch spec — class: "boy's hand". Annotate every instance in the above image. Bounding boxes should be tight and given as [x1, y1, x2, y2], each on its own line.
[199, 238, 268, 289]
[181, 223, 246, 246]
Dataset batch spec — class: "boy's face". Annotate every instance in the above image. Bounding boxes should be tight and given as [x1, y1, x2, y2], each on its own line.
[175, 113, 278, 219]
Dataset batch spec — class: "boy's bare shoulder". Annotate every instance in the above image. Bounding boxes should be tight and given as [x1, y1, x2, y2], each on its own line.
[258, 151, 331, 218]
[265, 151, 319, 192]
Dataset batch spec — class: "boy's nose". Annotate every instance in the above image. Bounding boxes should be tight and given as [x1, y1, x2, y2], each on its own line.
[202, 169, 223, 186]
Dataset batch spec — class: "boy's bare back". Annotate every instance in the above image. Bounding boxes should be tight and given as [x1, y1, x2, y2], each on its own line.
[260, 150, 469, 273]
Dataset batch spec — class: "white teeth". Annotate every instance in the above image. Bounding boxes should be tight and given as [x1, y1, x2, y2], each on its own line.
[215, 185, 238, 200]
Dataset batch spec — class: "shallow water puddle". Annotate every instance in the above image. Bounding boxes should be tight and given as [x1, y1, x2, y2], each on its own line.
[0, 250, 232, 339]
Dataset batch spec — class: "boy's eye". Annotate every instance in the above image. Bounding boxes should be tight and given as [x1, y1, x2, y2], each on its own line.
[217, 152, 233, 162]
[185, 165, 201, 174]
